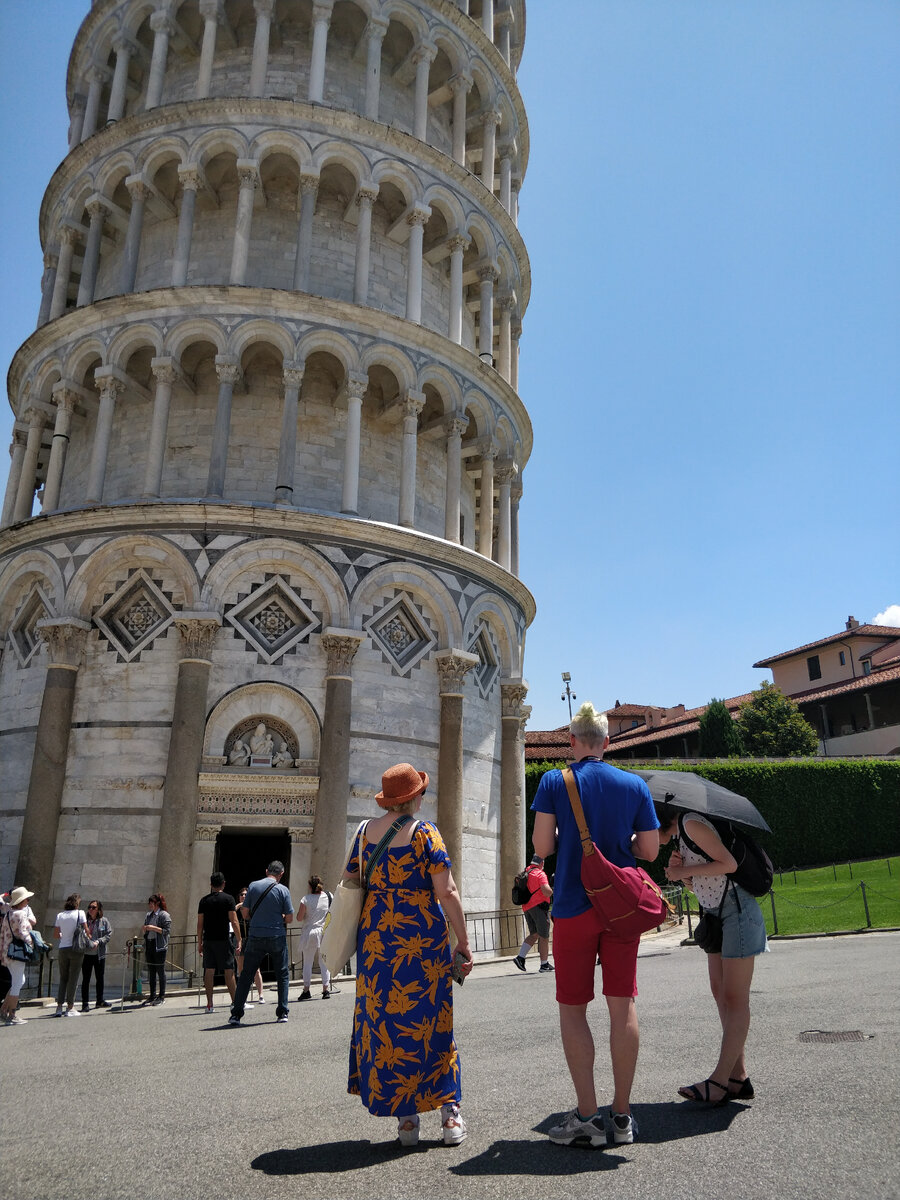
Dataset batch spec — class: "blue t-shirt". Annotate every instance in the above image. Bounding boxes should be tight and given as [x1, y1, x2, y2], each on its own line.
[244, 877, 293, 938]
[532, 760, 659, 918]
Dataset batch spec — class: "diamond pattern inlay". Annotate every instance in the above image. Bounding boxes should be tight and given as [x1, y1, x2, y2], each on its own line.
[225, 576, 319, 664]
[10, 585, 53, 667]
[365, 594, 436, 675]
[469, 624, 500, 699]
[94, 570, 175, 662]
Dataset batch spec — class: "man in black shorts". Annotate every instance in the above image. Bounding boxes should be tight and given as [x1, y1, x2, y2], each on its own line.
[197, 872, 241, 1013]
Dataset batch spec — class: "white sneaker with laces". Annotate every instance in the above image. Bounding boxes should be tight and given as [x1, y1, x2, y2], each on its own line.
[397, 1116, 420, 1147]
[441, 1104, 467, 1146]
[548, 1109, 607, 1147]
[610, 1109, 637, 1144]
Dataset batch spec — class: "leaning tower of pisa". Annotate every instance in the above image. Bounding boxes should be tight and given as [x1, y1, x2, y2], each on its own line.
[0, 0, 532, 936]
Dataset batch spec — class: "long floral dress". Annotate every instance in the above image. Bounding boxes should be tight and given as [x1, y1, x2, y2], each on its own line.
[347, 820, 462, 1116]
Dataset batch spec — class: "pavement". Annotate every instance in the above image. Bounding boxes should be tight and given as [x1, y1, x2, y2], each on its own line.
[3, 924, 899, 1200]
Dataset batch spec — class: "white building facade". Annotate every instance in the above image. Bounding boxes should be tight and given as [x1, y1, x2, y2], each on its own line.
[0, 0, 533, 935]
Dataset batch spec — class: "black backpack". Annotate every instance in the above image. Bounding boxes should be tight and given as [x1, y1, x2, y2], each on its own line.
[511, 868, 532, 906]
[677, 813, 773, 897]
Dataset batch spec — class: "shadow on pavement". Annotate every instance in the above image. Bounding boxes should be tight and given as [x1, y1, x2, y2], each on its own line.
[449, 1140, 627, 1176]
[623, 1101, 750, 1144]
[252, 1140, 418, 1174]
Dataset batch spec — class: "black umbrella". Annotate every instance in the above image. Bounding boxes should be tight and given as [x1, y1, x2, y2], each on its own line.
[634, 769, 771, 833]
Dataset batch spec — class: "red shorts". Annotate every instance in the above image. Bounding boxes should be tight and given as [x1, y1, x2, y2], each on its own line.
[552, 907, 641, 1004]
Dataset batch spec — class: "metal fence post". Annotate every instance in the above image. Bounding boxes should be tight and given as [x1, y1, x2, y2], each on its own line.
[769, 890, 778, 935]
[860, 881, 872, 928]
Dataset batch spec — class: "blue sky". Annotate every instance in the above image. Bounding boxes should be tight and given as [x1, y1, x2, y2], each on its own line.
[1, 1, 897, 732]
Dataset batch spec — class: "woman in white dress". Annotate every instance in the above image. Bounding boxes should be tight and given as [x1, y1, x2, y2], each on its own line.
[296, 875, 332, 1001]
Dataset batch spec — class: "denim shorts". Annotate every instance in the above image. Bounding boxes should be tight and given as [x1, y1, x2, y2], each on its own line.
[712, 884, 768, 959]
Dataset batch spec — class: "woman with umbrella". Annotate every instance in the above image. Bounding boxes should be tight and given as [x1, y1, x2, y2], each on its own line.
[656, 797, 767, 1104]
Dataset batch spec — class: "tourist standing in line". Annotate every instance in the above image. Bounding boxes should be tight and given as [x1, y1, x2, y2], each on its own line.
[296, 874, 332, 1001]
[54, 893, 89, 1017]
[1, 886, 37, 1025]
[197, 872, 241, 1013]
[532, 702, 660, 1148]
[142, 894, 172, 1006]
[235, 886, 265, 1006]
[80, 900, 112, 1010]
[229, 862, 293, 1026]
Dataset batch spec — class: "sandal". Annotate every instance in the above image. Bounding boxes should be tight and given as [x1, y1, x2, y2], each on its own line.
[729, 1076, 755, 1099]
[677, 1078, 730, 1105]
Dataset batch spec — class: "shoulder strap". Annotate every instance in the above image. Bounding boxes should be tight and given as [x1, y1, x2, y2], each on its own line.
[561, 767, 596, 859]
[677, 812, 713, 863]
[363, 814, 413, 888]
[248, 881, 278, 920]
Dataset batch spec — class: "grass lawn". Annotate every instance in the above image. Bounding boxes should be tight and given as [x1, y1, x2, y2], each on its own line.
[682, 857, 900, 936]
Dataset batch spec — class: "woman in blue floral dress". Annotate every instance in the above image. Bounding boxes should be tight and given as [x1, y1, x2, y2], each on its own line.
[342, 762, 473, 1147]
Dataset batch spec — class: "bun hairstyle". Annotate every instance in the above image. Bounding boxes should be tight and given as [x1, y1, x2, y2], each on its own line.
[569, 701, 609, 746]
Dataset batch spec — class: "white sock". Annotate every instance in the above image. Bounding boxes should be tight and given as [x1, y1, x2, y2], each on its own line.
[518, 941, 531, 958]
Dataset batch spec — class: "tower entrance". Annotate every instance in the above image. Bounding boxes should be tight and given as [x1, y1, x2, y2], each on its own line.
[215, 828, 292, 897]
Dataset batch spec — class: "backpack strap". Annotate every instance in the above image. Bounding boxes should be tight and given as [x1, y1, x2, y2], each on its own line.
[561, 768, 596, 859]
[363, 814, 413, 888]
[247, 881, 278, 921]
[677, 812, 714, 863]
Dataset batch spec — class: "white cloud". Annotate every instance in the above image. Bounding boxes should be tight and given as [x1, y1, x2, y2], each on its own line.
[874, 604, 900, 627]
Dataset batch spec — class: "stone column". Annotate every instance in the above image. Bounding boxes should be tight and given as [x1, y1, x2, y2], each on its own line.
[275, 361, 305, 503]
[450, 74, 472, 166]
[145, 12, 174, 110]
[172, 168, 201, 286]
[511, 177, 521, 227]
[13, 408, 47, 524]
[81, 67, 108, 141]
[1, 431, 28, 528]
[443, 414, 468, 543]
[49, 228, 79, 320]
[405, 205, 430, 323]
[293, 174, 319, 291]
[68, 96, 86, 149]
[478, 445, 495, 558]
[250, 0, 275, 97]
[499, 147, 513, 214]
[207, 358, 241, 498]
[42, 387, 77, 513]
[511, 318, 521, 390]
[308, 2, 334, 103]
[481, 0, 495, 41]
[498, 293, 514, 382]
[120, 176, 149, 294]
[76, 198, 106, 308]
[481, 111, 500, 193]
[412, 43, 436, 141]
[15, 619, 91, 919]
[363, 18, 388, 120]
[197, 0, 223, 98]
[340, 372, 367, 515]
[446, 234, 469, 344]
[496, 463, 514, 570]
[309, 630, 364, 889]
[478, 266, 497, 362]
[398, 390, 425, 527]
[155, 615, 221, 936]
[500, 681, 529, 910]
[143, 358, 177, 497]
[86, 375, 123, 505]
[353, 186, 377, 305]
[510, 477, 522, 576]
[107, 35, 135, 122]
[496, 7, 513, 65]
[38, 249, 58, 328]
[435, 649, 478, 900]
[230, 160, 259, 285]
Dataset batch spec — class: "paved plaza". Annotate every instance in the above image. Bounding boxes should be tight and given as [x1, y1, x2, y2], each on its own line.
[4, 927, 898, 1200]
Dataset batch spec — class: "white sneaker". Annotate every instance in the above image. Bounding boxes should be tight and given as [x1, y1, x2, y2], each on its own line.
[256, 995, 266, 1003]
[441, 1104, 467, 1146]
[65, 1007, 80, 1016]
[610, 1109, 637, 1144]
[245, 1001, 254, 1009]
[548, 1109, 607, 1148]
[4, 1015, 26, 1025]
[397, 1116, 420, 1147]
[205, 1004, 214, 1014]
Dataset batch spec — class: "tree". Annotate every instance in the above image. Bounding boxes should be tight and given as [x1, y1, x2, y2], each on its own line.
[736, 681, 819, 757]
[698, 698, 743, 757]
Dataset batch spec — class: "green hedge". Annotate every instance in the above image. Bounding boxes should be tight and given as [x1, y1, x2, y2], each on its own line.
[524, 759, 900, 871]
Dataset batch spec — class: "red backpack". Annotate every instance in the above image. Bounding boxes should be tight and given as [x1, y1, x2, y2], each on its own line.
[562, 768, 672, 938]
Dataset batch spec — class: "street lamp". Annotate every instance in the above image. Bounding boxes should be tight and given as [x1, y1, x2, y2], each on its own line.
[561, 672, 576, 720]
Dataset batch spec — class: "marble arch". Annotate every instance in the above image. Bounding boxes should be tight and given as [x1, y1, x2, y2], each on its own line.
[203, 681, 322, 761]
[350, 560, 462, 648]
[65, 535, 201, 619]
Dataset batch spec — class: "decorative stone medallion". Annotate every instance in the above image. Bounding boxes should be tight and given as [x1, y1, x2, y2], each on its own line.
[468, 622, 500, 699]
[10, 584, 53, 666]
[364, 591, 437, 676]
[225, 574, 319, 664]
[94, 568, 175, 662]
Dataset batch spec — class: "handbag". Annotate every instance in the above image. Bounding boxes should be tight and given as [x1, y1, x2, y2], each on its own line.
[5, 913, 34, 962]
[320, 815, 413, 971]
[562, 768, 672, 938]
[693, 890, 727, 954]
[73, 914, 91, 952]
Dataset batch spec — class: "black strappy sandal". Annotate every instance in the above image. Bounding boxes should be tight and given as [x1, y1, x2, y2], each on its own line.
[729, 1076, 755, 1099]
[677, 1078, 730, 1105]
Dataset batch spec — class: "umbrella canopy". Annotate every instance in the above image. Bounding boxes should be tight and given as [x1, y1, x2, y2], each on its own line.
[634, 770, 771, 834]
